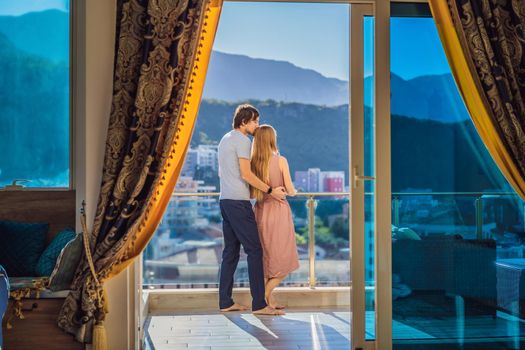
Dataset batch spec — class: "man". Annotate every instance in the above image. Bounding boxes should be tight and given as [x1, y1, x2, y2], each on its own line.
[218, 104, 286, 315]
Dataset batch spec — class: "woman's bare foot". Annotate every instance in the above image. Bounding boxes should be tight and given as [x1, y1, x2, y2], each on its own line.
[253, 306, 285, 316]
[220, 303, 248, 312]
[267, 294, 286, 309]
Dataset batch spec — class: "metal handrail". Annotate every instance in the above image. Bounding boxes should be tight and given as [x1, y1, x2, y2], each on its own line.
[172, 191, 348, 288]
[391, 191, 517, 196]
[171, 191, 518, 197]
[167, 190, 522, 288]
[171, 191, 351, 197]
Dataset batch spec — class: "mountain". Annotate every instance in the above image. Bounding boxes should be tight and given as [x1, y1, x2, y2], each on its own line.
[0, 27, 506, 192]
[195, 99, 507, 192]
[202, 51, 349, 106]
[0, 11, 469, 122]
[0, 10, 500, 192]
[197, 99, 349, 177]
[204, 51, 469, 121]
[0, 10, 69, 64]
[366, 73, 468, 123]
[0, 33, 69, 184]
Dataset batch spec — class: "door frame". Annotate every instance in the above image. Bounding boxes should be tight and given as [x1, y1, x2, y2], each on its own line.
[134, 1, 393, 349]
[350, 2, 391, 349]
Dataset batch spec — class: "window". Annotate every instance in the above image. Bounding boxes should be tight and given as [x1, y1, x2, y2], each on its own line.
[0, 1, 71, 188]
[143, 1, 350, 288]
[389, 4, 520, 238]
[390, 3, 525, 344]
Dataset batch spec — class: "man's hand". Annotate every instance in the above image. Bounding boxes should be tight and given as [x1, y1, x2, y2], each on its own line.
[270, 186, 287, 200]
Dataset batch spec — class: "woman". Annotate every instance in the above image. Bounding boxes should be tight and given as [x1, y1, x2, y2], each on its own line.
[251, 125, 300, 310]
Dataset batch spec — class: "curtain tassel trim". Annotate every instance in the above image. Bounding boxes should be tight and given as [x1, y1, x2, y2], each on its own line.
[80, 201, 108, 350]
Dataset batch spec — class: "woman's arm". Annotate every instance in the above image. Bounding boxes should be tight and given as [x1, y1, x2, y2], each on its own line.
[279, 156, 297, 196]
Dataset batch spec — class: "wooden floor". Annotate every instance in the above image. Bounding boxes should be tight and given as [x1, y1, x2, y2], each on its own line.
[144, 308, 351, 350]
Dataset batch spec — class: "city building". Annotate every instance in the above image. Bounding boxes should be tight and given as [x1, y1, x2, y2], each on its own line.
[295, 168, 345, 192]
[294, 171, 309, 191]
[321, 171, 345, 193]
[196, 145, 219, 171]
[180, 149, 198, 177]
[180, 145, 218, 178]
[308, 168, 321, 192]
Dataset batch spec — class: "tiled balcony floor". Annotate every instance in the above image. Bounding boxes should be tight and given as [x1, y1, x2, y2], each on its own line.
[145, 308, 351, 350]
[144, 306, 525, 350]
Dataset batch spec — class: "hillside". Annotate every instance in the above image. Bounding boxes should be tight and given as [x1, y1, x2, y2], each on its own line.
[195, 99, 506, 192]
[0, 33, 69, 185]
[0, 10, 69, 64]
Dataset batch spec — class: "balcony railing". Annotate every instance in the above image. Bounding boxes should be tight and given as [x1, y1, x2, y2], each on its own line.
[143, 191, 525, 289]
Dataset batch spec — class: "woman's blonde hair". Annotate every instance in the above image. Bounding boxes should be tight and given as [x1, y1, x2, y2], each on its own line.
[250, 125, 278, 202]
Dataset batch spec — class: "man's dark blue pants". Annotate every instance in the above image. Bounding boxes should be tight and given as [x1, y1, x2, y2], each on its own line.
[219, 199, 267, 311]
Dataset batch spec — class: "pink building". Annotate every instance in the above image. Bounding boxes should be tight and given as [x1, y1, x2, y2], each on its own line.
[321, 171, 345, 192]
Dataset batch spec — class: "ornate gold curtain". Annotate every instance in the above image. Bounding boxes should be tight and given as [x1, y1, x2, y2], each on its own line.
[428, 0, 525, 200]
[58, 0, 222, 344]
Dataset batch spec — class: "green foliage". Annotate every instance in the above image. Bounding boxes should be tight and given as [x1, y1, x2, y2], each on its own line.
[209, 214, 222, 223]
[289, 200, 307, 219]
[297, 216, 346, 248]
[0, 33, 69, 185]
[316, 200, 347, 226]
[196, 131, 217, 146]
[196, 99, 508, 192]
[196, 99, 349, 179]
[315, 224, 347, 246]
[330, 217, 349, 241]
[295, 233, 306, 245]
[0, 10, 69, 64]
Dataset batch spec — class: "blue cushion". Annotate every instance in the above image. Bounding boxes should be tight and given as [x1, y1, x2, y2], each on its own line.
[48, 233, 83, 292]
[0, 265, 8, 350]
[36, 228, 76, 277]
[0, 221, 48, 277]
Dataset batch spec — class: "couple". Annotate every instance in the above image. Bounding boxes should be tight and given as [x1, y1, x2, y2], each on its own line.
[217, 104, 299, 316]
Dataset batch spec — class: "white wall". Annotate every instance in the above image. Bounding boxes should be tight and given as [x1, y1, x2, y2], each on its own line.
[76, 0, 135, 348]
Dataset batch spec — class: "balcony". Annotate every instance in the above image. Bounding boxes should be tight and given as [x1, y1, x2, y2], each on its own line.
[143, 191, 525, 346]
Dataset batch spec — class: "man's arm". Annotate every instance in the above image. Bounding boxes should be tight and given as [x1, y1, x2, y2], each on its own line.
[239, 158, 286, 199]
[239, 158, 269, 192]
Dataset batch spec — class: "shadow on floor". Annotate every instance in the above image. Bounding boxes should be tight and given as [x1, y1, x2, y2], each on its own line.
[223, 311, 351, 350]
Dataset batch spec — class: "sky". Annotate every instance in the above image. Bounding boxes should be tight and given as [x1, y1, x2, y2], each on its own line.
[0, 1, 451, 81]
[215, 2, 451, 81]
[0, 0, 68, 15]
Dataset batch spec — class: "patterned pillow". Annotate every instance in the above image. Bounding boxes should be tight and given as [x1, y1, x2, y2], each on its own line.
[48, 233, 83, 292]
[36, 228, 76, 277]
[0, 221, 48, 277]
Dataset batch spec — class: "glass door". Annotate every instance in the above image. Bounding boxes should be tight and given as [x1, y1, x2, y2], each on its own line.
[350, 2, 391, 349]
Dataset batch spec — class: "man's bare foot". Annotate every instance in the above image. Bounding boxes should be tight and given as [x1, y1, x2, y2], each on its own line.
[270, 303, 286, 310]
[253, 306, 285, 316]
[220, 303, 248, 312]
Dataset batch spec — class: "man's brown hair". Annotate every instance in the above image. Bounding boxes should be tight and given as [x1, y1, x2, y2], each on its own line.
[232, 104, 259, 129]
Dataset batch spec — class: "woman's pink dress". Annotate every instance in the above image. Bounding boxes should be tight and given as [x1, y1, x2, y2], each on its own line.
[255, 154, 300, 278]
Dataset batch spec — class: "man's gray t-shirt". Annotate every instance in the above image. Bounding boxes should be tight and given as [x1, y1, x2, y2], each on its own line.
[218, 130, 252, 200]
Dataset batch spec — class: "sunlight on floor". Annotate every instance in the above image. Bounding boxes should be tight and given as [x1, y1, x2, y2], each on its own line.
[145, 310, 351, 350]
